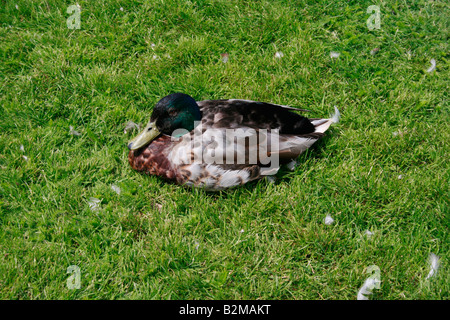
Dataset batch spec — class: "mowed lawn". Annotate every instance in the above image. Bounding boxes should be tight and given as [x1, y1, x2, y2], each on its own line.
[0, 0, 448, 299]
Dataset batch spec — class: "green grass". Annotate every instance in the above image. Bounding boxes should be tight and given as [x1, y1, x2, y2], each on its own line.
[0, 0, 448, 300]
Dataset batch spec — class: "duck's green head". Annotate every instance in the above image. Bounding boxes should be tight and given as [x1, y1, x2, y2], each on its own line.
[128, 93, 202, 150]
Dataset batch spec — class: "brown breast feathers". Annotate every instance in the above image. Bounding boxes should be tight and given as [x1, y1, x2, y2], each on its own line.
[128, 135, 177, 181]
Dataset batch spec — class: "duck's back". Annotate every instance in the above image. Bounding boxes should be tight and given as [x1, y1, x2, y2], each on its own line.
[197, 99, 316, 134]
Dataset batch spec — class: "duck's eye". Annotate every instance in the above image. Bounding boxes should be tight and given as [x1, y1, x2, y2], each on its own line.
[169, 109, 178, 117]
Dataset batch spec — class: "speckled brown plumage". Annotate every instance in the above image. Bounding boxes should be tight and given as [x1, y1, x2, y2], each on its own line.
[127, 95, 339, 190]
[128, 135, 177, 181]
[128, 133, 263, 189]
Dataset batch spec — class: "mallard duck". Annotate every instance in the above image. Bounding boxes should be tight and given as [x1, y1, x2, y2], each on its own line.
[127, 93, 339, 191]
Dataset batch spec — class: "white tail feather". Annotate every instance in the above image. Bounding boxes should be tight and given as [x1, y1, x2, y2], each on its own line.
[314, 120, 332, 133]
[310, 106, 340, 134]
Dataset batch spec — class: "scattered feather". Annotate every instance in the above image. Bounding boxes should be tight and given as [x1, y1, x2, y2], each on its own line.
[20, 145, 25, 152]
[151, 43, 156, 48]
[426, 59, 436, 73]
[152, 54, 159, 60]
[266, 176, 276, 183]
[397, 175, 403, 180]
[119, 7, 123, 11]
[331, 106, 340, 123]
[15, 4, 19, 10]
[370, 48, 379, 55]
[239, 229, 244, 233]
[392, 130, 406, 137]
[426, 253, 440, 280]
[357, 277, 380, 300]
[286, 159, 297, 171]
[220, 53, 229, 63]
[324, 214, 334, 225]
[111, 184, 121, 195]
[69, 126, 81, 136]
[194, 241, 200, 250]
[274, 51, 284, 59]
[22, 155, 28, 161]
[364, 230, 374, 237]
[330, 51, 340, 59]
[406, 50, 412, 60]
[88, 197, 101, 212]
[124, 121, 140, 133]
